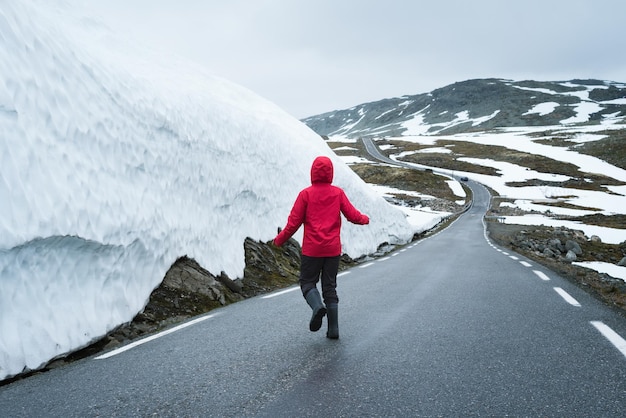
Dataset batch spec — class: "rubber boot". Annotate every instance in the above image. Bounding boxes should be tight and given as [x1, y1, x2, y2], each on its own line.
[304, 289, 326, 332]
[326, 303, 339, 339]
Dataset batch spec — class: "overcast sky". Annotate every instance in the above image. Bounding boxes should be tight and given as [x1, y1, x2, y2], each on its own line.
[77, 0, 626, 119]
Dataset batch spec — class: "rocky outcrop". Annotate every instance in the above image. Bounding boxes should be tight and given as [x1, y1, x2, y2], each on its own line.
[506, 226, 626, 268]
[112, 236, 305, 344]
[509, 227, 589, 263]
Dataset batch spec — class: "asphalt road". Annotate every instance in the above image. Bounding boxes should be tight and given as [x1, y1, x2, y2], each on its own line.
[1, 181, 626, 417]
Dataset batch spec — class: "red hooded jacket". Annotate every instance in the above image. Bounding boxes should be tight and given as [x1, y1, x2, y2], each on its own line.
[274, 156, 369, 257]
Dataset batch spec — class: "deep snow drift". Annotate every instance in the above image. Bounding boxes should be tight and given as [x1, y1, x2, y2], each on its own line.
[0, 2, 421, 381]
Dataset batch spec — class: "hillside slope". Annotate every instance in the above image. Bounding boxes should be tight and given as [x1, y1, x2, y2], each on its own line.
[303, 78, 626, 138]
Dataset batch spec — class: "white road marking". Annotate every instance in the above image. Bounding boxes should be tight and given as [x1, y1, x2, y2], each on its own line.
[95, 313, 219, 360]
[553, 287, 581, 307]
[359, 262, 375, 269]
[520, 261, 532, 267]
[509, 255, 519, 260]
[379, 257, 391, 261]
[262, 286, 299, 299]
[590, 321, 626, 359]
[533, 270, 551, 281]
[502, 251, 509, 256]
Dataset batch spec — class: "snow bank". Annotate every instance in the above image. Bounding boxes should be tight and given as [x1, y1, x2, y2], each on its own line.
[0, 1, 414, 380]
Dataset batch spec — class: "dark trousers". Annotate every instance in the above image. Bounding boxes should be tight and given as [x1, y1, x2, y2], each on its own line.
[300, 255, 341, 305]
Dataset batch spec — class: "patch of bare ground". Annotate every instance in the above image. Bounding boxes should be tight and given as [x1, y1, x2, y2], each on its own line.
[568, 129, 625, 170]
[509, 128, 626, 171]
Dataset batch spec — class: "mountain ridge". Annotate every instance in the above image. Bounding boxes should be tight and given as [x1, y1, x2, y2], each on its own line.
[302, 78, 626, 138]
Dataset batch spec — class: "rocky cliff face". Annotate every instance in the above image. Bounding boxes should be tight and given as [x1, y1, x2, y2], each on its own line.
[105, 236, 307, 350]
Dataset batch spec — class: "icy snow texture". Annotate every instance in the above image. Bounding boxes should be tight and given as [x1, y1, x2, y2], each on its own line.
[0, 2, 414, 380]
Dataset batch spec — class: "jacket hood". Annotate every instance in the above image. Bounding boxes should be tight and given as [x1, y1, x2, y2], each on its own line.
[310, 156, 333, 184]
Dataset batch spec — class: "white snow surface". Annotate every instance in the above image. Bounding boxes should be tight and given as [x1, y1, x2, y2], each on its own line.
[0, 2, 416, 380]
[573, 262, 626, 281]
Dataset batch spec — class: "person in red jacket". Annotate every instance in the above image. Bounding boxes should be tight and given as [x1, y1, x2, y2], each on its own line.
[274, 156, 369, 339]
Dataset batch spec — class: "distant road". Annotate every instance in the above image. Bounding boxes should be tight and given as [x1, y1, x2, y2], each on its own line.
[362, 137, 415, 168]
[1, 177, 625, 416]
[362, 137, 463, 180]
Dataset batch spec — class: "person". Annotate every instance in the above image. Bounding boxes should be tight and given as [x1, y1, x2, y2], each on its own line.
[273, 156, 369, 339]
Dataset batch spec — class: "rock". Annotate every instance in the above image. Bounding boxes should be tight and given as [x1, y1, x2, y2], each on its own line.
[216, 272, 244, 294]
[591, 235, 602, 243]
[618, 257, 626, 267]
[565, 239, 582, 255]
[543, 247, 556, 258]
[565, 250, 577, 262]
[163, 257, 227, 305]
[549, 238, 564, 253]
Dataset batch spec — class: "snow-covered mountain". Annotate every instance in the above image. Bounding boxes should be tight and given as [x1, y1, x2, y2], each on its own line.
[303, 78, 626, 138]
[0, 2, 416, 381]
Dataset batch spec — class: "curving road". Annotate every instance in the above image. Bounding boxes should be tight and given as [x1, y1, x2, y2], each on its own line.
[1, 178, 626, 416]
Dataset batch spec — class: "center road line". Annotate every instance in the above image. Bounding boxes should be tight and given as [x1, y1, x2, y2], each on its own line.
[553, 287, 581, 307]
[533, 270, 551, 281]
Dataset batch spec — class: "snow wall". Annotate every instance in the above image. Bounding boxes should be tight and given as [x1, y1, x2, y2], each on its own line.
[0, 1, 415, 380]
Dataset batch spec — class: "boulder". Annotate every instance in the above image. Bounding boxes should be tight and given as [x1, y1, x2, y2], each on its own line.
[565, 239, 582, 255]
[543, 247, 556, 258]
[163, 256, 228, 306]
[565, 250, 577, 262]
[549, 238, 564, 253]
